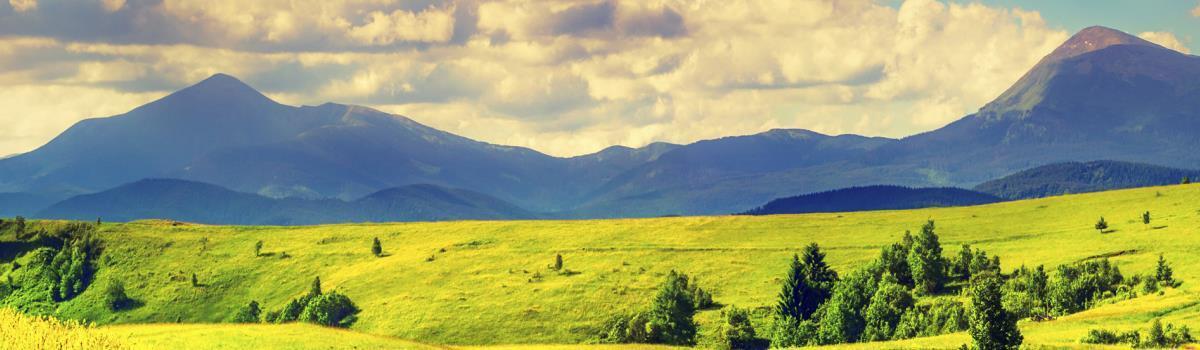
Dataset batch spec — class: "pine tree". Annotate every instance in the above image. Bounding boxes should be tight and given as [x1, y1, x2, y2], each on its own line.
[1156, 254, 1174, 285]
[800, 243, 838, 303]
[968, 273, 1022, 350]
[309, 276, 322, 297]
[776, 254, 811, 321]
[908, 220, 946, 295]
[254, 240, 264, 257]
[1143, 211, 1151, 225]
[1095, 217, 1108, 233]
[371, 237, 382, 257]
[554, 253, 563, 271]
[191, 273, 199, 287]
[1147, 319, 1167, 347]
[954, 244, 973, 281]
[646, 270, 697, 345]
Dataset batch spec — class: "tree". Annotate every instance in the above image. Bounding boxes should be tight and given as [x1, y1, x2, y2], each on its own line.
[861, 274, 914, 341]
[104, 280, 133, 311]
[309, 276, 322, 297]
[371, 237, 382, 257]
[233, 300, 262, 323]
[816, 263, 882, 344]
[953, 244, 973, 281]
[1095, 217, 1108, 233]
[1145, 319, 1167, 348]
[646, 270, 698, 345]
[880, 234, 914, 288]
[1142, 211, 1151, 225]
[968, 273, 1022, 350]
[1156, 254, 1174, 285]
[1183, 176, 1192, 185]
[554, 253, 563, 271]
[713, 306, 766, 350]
[191, 273, 199, 287]
[96, 217, 102, 226]
[800, 243, 839, 294]
[908, 220, 946, 295]
[776, 244, 837, 323]
[774, 255, 813, 347]
[254, 240, 263, 257]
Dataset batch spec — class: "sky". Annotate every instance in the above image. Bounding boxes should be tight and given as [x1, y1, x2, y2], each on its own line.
[0, 0, 1196, 157]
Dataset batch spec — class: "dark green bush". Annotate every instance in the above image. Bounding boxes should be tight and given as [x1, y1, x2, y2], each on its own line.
[299, 292, 360, 327]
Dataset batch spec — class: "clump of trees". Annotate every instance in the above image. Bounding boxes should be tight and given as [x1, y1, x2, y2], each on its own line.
[263, 277, 360, 327]
[103, 280, 133, 311]
[1083, 319, 1193, 348]
[596, 270, 714, 345]
[0, 221, 104, 312]
[233, 300, 262, 323]
[710, 306, 767, 350]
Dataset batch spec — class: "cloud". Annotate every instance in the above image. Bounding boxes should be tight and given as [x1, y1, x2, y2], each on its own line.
[0, 0, 1099, 158]
[1139, 31, 1191, 54]
[1193, 2, 1200, 17]
[8, 0, 35, 12]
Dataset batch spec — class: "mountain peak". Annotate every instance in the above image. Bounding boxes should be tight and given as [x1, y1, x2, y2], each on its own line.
[152, 73, 277, 109]
[1044, 26, 1158, 63]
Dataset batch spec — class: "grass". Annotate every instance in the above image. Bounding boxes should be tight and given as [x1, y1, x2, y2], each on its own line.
[7, 183, 1200, 348]
[0, 307, 125, 350]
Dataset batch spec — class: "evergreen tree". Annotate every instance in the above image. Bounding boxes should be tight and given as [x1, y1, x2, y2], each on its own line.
[1142, 211, 1151, 225]
[191, 273, 199, 287]
[309, 276, 322, 297]
[1146, 319, 1167, 348]
[1156, 254, 1174, 285]
[371, 237, 382, 257]
[953, 244, 973, 281]
[254, 240, 263, 257]
[554, 253, 563, 271]
[968, 273, 1022, 350]
[776, 254, 810, 321]
[800, 243, 838, 304]
[908, 220, 946, 295]
[1095, 217, 1108, 233]
[713, 306, 764, 350]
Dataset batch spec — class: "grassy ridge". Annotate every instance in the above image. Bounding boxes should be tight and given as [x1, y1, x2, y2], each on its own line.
[26, 184, 1200, 347]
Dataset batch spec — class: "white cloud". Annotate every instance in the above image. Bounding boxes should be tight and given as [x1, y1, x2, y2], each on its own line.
[8, 0, 35, 12]
[1139, 31, 1191, 54]
[0, 0, 1085, 157]
[1193, 1, 1200, 17]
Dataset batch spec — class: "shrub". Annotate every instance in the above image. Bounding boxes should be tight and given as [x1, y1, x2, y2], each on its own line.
[299, 292, 360, 327]
[1095, 217, 1108, 232]
[815, 262, 882, 344]
[254, 240, 263, 257]
[1047, 259, 1123, 314]
[371, 237, 382, 257]
[553, 253, 563, 271]
[711, 306, 767, 350]
[596, 270, 706, 346]
[104, 280, 133, 311]
[1081, 328, 1138, 345]
[861, 274, 914, 341]
[233, 300, 262, 323]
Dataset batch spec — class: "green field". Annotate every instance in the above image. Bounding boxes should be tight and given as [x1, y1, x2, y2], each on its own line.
[8, 184, 1200, 349]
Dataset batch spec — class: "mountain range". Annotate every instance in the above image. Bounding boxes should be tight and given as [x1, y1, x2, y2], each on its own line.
[3, 26, 1200, 222]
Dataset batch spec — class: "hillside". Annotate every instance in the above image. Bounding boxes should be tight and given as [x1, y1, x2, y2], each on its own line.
[975, 160, 1200, 199]
[2, 183, 1196, 348]
[742, 185, 1002, 215]
[37, 179, 536, 225]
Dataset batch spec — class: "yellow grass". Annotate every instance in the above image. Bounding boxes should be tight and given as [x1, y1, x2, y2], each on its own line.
[0, 308, 125, 350]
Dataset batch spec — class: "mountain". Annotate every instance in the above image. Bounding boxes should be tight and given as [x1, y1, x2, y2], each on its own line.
[974, 161, 1200, 200]
[0, 192, 56, 217]
[742, 185, 1001, 215]
[881, 26, 1200, 182]
[36, 179, 536, 225]
[0, 75, 648, 213]
[6, 26, 1200, 219]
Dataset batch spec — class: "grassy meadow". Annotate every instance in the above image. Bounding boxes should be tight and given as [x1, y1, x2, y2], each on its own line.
[6, 183, 1200, 349]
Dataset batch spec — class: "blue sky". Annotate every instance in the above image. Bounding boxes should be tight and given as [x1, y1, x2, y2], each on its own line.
[0, 0, 1196, 157]
[983, 0, 1197, 47]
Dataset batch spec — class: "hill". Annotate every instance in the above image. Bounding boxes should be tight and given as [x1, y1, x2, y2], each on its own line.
[0, 192, 57, 217]
[4, 183, 1197, 348]
[37, 179, 536, 225]
[742, 185, 1002, 215]
[975, 160, 1200, 199]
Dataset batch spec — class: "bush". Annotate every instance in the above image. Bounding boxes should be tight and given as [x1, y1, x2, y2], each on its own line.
[861, 274, 913, 341]
[232, 300, 262, 323]
[711, 306, 767, 350]
[299, 292, 360, 327]
[103, 280, 133, 311]
[596, 270, 706, 345]
[1081, 328, 1139, 345]
[371, 237, 382, 257]
[1047, 259, 1123, 314]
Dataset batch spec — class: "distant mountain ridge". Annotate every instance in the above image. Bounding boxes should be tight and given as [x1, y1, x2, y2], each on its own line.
[742, 185, 1001, 215]
[4, 25, 1200, 219]
[38, 179, 536, 225]
[975, 161, 1200, 200]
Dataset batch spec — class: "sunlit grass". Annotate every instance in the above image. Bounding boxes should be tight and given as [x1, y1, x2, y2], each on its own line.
[14, 183, 1200, 348]
[0, 307, 126, 350]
